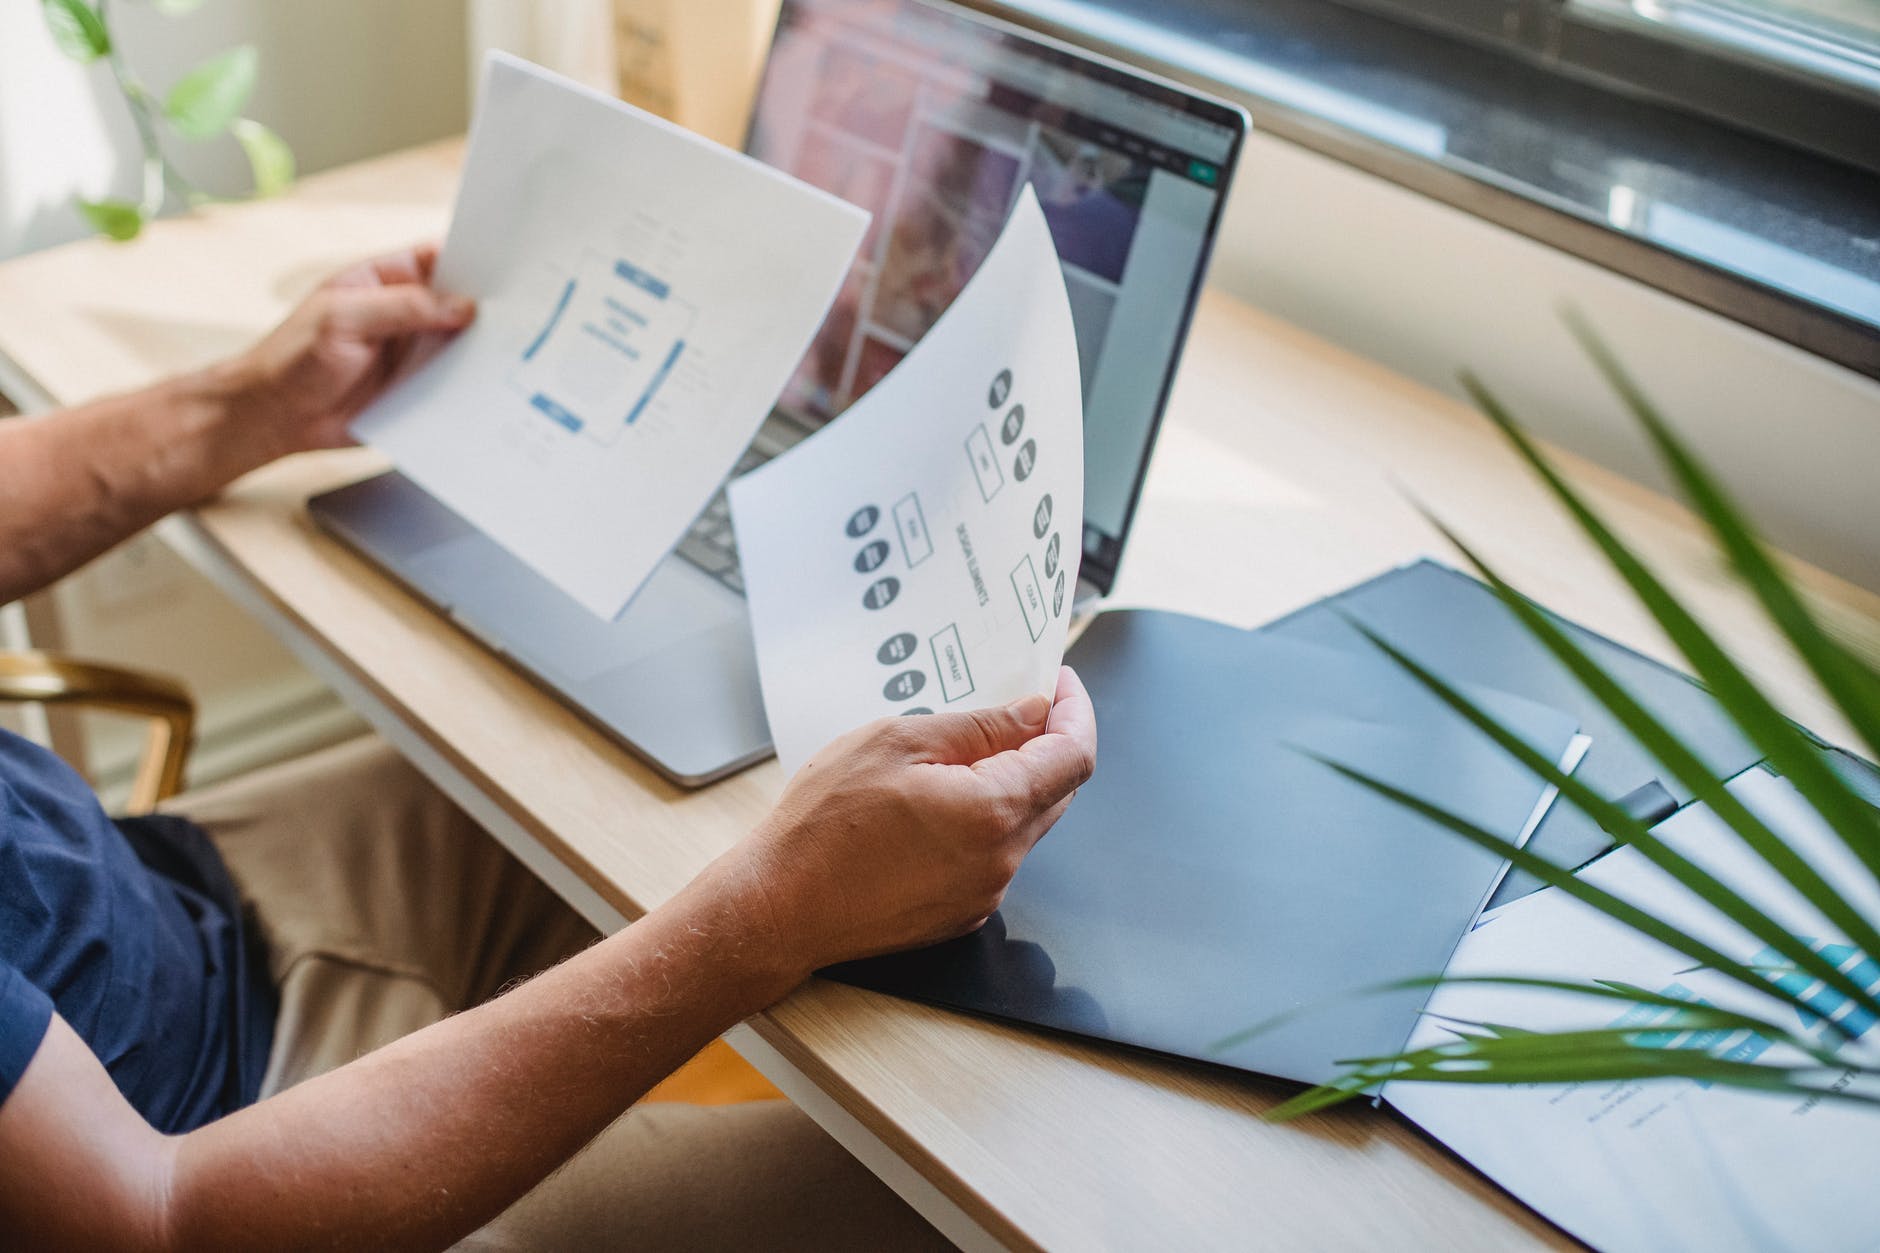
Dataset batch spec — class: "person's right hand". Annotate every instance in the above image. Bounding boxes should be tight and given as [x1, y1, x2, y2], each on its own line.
[728, 666, 1096, 978]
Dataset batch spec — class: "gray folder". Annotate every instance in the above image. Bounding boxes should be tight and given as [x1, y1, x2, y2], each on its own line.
[830, 608, 1579, 1086]
[1263, 560, 1763, 905]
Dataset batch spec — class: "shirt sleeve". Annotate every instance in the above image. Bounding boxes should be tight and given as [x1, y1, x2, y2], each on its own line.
[0, 960, 54, 1111]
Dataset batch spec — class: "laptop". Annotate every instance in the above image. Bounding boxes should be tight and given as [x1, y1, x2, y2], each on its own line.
[310, 0, 1249, 786]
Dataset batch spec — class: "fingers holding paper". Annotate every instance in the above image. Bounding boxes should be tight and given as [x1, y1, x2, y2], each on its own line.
[729, 671, 1095, 974]
[970, 665, 1097, 836]
[233, 241, 476, 458]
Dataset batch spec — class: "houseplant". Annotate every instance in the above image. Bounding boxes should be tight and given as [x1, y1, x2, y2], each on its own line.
[40, 0, 294, 240]
[1261, 318, 1880, 1118]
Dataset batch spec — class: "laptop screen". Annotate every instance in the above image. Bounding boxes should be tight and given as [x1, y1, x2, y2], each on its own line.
[746, 0, 1246, 593]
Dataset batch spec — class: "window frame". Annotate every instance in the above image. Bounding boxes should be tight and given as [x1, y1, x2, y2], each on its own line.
[973, 0, 1880, 381]
[1327, 0, 1880, 176]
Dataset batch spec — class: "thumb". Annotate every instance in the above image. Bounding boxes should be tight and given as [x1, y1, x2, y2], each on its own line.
[325, 285, 476, 340]
[913, 692, 1052, 766]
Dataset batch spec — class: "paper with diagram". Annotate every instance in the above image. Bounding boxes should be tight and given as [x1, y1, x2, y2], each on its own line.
[731, 189, 1082, 774]
[1386, 767, 1880, 1253]
[351, 53, 868, 620]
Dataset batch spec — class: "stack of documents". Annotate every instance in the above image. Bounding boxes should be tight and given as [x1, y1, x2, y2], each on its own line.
[1388, 766, 1880, 1253]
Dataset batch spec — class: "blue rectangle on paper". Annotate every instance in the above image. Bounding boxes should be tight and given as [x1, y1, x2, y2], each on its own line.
[613, 260, 670, 300]
[530, 392, 583, 433]
[626, 339, 685, 426]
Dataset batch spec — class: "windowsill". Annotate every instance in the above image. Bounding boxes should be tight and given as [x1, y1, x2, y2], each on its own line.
[977, 0, 1880, 382]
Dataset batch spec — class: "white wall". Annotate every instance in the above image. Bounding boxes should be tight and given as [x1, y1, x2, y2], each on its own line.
[1208, 132, 1880, 594]
[1, 0, 468, 256]
[0, 0, 469, 796]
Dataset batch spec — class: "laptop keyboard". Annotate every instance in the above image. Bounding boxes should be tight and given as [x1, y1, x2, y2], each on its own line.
[675, 444, 770, 594]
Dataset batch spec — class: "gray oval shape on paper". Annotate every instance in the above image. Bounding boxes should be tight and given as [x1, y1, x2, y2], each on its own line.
[877, 632, 917, 665]
[862, 577, 900, 610]
[1000, 404, 1025, 445]
[854, 539, 891, 573]
[1014, 439, 1037, 482]
[1043, 532, 1060, 578]
[845, 505, 880, 538]
[1032, 494, 1053, 539]
[900, 707, 934, 716]
[988, 368, 1012, 408]
[883, 670, 926, 701]
[1053, 570, 1066, 616]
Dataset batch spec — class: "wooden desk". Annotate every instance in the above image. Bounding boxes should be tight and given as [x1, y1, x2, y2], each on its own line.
[4, 140, 1876, 1251]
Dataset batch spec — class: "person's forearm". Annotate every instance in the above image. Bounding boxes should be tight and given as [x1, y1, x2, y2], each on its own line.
[0, 362, 278, 604]
[162, 855, 800, 1251]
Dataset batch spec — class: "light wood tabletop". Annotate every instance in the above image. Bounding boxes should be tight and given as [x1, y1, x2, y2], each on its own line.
[3, 139, 1876, 1251]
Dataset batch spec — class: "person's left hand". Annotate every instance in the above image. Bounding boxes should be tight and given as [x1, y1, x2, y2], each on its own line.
[228, 244, 475, 461]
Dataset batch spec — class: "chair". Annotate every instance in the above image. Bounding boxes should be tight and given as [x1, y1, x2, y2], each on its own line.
[0, 650, 194, 814]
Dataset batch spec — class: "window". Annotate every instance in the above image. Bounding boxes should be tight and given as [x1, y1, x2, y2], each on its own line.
[985, 0, 1879, 376]
[1334, 0, 1880, 174]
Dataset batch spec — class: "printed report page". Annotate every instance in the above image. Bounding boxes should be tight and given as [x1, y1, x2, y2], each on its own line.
[731, 188, 1083, 774]
[352, 53, 868, 620]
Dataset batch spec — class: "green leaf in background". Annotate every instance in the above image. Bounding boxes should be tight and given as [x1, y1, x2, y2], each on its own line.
[1564, 313, 1880, 765]
[232, 119, 295, 197]
[1346, 597, 1880, 1024]
[164, 45, 258, 139]
[1252, 323, 1880, 1120]
[41, 0, 111, 61]
[76, 198, 144, 242]
[1458, 371, 1880, 893]
[1309, 751, 1871, 1037]
[152, 0, 208, 14]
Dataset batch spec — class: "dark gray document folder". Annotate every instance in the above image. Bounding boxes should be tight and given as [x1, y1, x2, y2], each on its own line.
[830, 609, 1578, 1086]
[1265, 561, 1763, 905]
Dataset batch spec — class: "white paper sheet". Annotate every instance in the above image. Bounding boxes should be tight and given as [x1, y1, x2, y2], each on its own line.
[1387, 768, 1880, 1253]
[351, 53, 868, 620]
[730, 189, 1083, 775]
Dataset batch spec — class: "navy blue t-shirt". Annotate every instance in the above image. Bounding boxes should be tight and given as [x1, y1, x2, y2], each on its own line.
[0, 729, 274, 1131]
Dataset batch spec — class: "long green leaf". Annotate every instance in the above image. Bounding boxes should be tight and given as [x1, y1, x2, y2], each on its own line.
[1403, 976, 1818, 1052]
[1265, 1076, 1376, 1120]
[1368, 1053, 1871, 1096]
[41, 0, 110, 61]
[1351, 1026, 1869, 1085]
[1564, 314, 1880, 765]
[1268, 1045, 1874, 1121]
[1347, 612, 1880, 1023]
[1213, 971, 1802, 1055]
[164, 45, 258, 139]
[1314, 753, 1870, 1038]
[1460, 374, 1880, 896]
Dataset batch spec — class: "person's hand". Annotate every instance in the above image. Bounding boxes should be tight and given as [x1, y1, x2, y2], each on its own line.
[224, 243, 475, 463]
[723, 666, 1097, 978]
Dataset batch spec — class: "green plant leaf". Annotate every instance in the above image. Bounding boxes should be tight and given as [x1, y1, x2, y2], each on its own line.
[1345, 608, 1880, 1027]
[1313, 749, 1873, 1038]
[1213, 971, 1805, 1056]
[1564, 312, 1880, 765]
[77, 198, 144, 241]
[164, 45, 258, 139]
[232, 118, 294, 197]
[1269, 1024, 1876, 1120]
[1406, 492, 1880, 986]
[41, 0, 111, 61]
[1459, 372, 1880, 898]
